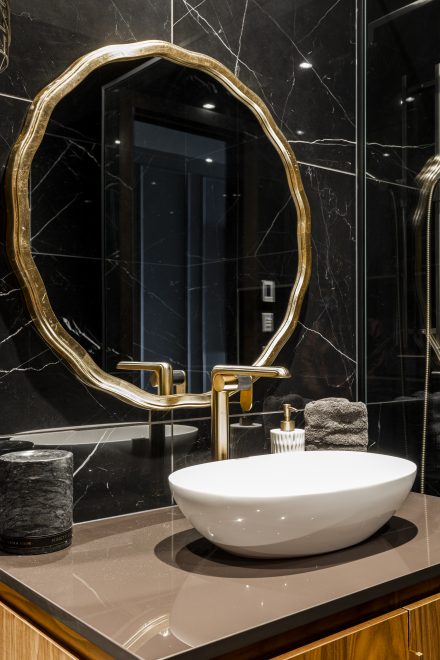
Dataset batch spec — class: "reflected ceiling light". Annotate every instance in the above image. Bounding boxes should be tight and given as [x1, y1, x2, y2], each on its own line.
[383, 152, 391, 157]
[299, 62, 313, 69]
[205, 157, 213, 163]
[203, 102, 216, 109]
[151, 181, 157, 185]
[405, 96, 415, 103]
[296, 130, 305, 135]
[114, 139, 121, 144]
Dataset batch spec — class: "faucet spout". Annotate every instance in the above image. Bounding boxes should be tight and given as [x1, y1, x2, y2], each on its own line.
[211, 364, 291, 461]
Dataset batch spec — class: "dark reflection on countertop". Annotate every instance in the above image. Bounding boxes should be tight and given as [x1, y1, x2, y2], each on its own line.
[155, 515, 418, 578]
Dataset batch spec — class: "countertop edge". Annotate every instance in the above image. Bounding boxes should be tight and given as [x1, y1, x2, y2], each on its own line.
[159, 564, 440, 660]
[3, 556, 440, 660]
[0, 571, 142, 660]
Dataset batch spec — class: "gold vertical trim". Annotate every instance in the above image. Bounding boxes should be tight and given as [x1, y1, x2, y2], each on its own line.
[5, 40, 311, 410]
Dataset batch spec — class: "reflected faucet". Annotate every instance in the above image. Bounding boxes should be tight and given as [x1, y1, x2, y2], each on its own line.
[117, 361, 186, 394]
[211, 365, 290, 460]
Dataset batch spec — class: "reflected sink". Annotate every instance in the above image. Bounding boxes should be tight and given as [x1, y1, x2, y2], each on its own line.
[168, 451, 417, 558]
[13, 423, 198, 448]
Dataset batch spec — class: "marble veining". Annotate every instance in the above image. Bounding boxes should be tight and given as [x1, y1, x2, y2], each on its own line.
[0, 0, 358, 522]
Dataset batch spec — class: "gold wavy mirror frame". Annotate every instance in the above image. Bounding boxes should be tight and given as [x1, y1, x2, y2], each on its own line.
[5, 40, 311, 411]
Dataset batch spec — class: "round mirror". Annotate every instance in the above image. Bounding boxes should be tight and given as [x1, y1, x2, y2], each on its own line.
[6, 41, 311, 409]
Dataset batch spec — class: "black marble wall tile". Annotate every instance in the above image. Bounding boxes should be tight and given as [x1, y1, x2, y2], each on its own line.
[0, 95, 30, 176]
[243, 165, 357, 412]
[22, 415, 174, 523]
[173, 0, 356, 172]
[171, 415, 211, 473]
[367, 399, 423, 490]
[170, 0, 358, 418]
[0, 0, 172, 438]
[2, 1, 171, 99]
[364, 0, 440, 494]
[366, 179, 424, 404]
[170, 164, 357, 422]
[368, 387, 440, 497]
[0, 0, 359, 522]
[425, 379, 440, 498]
[30, 130, 101, 258]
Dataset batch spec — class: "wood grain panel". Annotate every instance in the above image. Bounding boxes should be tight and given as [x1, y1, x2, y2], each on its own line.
[216, 576, 440, 660]
[0, 600, 77, 660]
[405, 592, 440, 659]
[271, 609, 409, 660]
[0, 583, 111, 659]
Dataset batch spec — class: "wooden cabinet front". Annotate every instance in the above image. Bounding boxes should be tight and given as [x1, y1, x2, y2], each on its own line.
[0, 600, 78, 660]
[405, 592, 440, 659]
[5, 585, 440, 660]
[271, 610, 409, 660]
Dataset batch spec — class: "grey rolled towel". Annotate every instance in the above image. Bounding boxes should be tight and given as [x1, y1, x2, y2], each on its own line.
[304, 397, 368, 451]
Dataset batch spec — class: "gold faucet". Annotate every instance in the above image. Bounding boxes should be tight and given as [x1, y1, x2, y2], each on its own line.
[211, 365, 290, 460]
[117, 361, 186, 395]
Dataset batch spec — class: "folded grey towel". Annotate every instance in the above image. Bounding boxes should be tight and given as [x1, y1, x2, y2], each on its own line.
[304, 397, 368, 452]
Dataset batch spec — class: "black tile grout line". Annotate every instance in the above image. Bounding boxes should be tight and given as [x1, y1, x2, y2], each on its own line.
[366, 399, 424, 406]
[356, 0, 365, 402]
[171, 410, 304, 424]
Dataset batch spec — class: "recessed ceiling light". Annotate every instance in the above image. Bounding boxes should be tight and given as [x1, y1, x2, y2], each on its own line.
[205, 157, 213, 163]
[114, 139, 121, 144]
[299, 62, 313, 69]
[405, 96, 415, 103]
[203, 102, 216, 109]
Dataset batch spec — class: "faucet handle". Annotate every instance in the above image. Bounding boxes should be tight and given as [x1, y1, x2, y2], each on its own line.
[171, 369, 187, 394]
[117, 361, 186, 395]
[211, 365, 290, 412]
[211, 365, 290, 386]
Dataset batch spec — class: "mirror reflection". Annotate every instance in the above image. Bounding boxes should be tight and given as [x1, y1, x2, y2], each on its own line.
[30, 57, 298, 394]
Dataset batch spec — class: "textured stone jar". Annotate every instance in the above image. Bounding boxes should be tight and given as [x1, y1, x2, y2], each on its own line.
[0, 450, 73, 554]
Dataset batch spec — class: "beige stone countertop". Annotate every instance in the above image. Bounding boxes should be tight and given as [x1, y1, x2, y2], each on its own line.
[1, 492, 440, 659]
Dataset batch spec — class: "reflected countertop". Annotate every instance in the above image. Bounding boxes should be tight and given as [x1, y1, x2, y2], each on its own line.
[1, 493, 440, 659]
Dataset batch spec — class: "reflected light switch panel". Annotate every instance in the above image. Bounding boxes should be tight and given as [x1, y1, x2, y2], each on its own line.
[261, 279, 275, 302]
[262, 312, 274, 333]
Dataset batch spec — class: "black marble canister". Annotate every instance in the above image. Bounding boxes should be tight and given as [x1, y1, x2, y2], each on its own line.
[0, 450, 73, 555]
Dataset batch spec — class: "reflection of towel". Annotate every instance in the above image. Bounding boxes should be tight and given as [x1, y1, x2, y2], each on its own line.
[304, 398, 368, 451]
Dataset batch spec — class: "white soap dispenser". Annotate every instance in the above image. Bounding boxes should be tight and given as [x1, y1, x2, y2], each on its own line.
[270, 404, 305, 453]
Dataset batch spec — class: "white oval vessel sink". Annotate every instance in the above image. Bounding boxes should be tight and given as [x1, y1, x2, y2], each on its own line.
[169, 451, 417, 558]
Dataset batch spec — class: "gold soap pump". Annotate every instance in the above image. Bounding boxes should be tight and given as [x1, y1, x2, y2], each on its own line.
[270, 404, 305, 453]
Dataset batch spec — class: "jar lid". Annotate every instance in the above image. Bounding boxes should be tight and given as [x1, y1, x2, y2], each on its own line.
[0, 449, 72, 463]
[0, 439, 34, 456]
